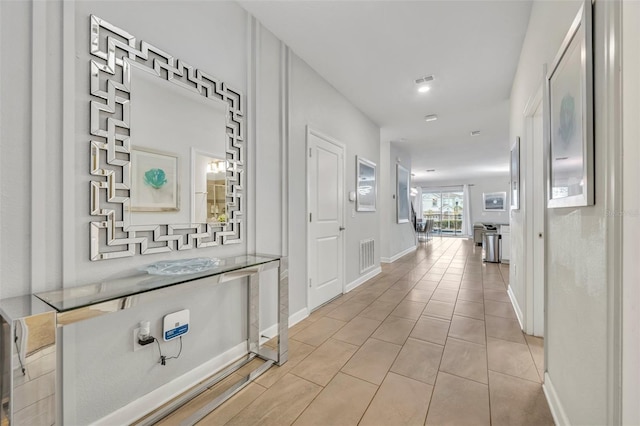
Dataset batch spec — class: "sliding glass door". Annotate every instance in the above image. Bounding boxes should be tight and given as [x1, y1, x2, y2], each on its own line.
[422, 188, 464, 236]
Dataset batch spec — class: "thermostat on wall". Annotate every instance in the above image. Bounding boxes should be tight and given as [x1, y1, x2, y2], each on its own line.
[163, 309, 190, 341]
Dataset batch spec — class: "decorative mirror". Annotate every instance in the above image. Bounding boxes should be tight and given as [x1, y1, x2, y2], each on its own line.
[89, 15, 243, 260]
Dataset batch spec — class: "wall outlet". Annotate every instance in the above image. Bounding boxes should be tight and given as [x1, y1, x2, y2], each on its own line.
[133, 327, 154, 352]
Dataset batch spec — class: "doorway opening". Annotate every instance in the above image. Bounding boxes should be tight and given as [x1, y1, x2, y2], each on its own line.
[421, 188, 465, 237]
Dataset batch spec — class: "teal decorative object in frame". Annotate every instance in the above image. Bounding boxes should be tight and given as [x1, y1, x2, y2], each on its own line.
[143, 168, 168, 189]
[131, 148, 179, 212]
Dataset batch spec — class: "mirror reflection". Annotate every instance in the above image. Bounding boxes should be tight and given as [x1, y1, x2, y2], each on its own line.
[193, 152, 227, 224]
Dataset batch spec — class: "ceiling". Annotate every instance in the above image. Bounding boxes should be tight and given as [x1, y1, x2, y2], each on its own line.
[239, 1, 533, 184]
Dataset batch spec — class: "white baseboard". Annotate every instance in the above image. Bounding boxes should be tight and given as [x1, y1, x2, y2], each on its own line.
[381, 245, 416, 263]
[259, 307, 310, 341]
[92, 341, 247, 426]
[543, 372, 571, 426]
[507, 285, 524, 331]
[95, 306, 311, 425]
[288, 307, 309, 327]
[345, 267, 382, 292]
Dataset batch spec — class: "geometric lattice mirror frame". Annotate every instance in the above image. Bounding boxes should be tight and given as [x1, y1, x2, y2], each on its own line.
[89, 15, 243, 260]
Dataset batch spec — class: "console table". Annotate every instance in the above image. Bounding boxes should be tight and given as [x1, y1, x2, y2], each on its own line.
[0, 254, 288, 425]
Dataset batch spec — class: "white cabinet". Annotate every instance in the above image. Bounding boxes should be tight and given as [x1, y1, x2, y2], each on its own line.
[500, 225, 510, 263]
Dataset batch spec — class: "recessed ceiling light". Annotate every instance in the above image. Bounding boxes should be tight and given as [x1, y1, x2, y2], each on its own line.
[470, 130, 481, 136]
[426, 169, 436, 172]
[418, 86, 430, 93]
[424, 114, 438, 122]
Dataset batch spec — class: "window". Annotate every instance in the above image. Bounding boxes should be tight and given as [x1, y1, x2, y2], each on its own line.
[421, 188, 464, 236]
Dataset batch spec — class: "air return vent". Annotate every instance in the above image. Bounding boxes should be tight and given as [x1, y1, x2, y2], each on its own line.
[360, 239, 375, 273]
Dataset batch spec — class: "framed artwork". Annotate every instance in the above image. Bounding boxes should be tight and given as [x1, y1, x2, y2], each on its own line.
[483, 192, 506, 211]
[356, 156, 377, 212]
[130, 147, 179, 212]
[510, 137, 520, 210]
[547, 0, 594, 208]
[396, 164, 410, 223]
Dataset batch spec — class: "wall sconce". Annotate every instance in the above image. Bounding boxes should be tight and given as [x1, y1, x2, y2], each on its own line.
[208, 160, 225, 174]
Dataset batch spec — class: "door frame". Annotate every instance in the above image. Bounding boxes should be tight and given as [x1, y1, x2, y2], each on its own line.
[305, 126, 346, 311]
[522, 71, 546, 337]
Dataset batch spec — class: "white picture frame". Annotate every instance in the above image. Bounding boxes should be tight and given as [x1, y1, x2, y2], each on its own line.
[130, 147, 179, 212]
[546, 0, 594, 208]
[483, 192, 506, 212]
[396, 164, 410, 223]
[510, 137, 520, 210]
[356, 156, 377, 212]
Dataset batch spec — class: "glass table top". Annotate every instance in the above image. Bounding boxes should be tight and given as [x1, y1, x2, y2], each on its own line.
[35, 254, 280, 312]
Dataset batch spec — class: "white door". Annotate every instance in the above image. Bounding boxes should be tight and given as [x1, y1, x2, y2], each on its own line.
[307, 128, 345, 311]
[532, 104, 545, 336]
[523, 81, 546, 337]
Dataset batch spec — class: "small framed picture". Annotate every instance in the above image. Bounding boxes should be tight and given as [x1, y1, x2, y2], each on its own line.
[510, 137, 520, 210]
[356, 156, 376, 212]
[130, 147, 179, 212]
[396, 164, 410, 223]
[483, 192, 506, 211]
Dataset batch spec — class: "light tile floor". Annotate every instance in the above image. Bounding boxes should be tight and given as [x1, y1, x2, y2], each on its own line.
[160, 238, 553, 425]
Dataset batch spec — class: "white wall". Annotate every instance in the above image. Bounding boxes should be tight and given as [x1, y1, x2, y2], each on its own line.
[509, 0, 621, 424]
[380, 143, 415, 261]
[250, 19, 382, 320]
[1, 0, 64, 297]
[74, 2, 251, 423]
[1, 2, 383, 422]
[622, 1, 640, 423]
[0, 2, 253, 422]
[508, 0, 583, 333]
[288, 52, 381, 312]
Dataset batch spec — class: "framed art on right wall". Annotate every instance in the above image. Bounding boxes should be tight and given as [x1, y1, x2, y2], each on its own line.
[546, 0, 594, 208]
[483, 192, 507, 212]
[510, 137, 520, 210]
[396, 164, 410, 223]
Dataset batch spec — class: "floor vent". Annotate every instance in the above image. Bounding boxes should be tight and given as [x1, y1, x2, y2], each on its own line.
[360, 239, 375, 273]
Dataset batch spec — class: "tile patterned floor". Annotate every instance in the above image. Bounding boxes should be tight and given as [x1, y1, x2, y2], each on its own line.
[160, 238, 553, 425]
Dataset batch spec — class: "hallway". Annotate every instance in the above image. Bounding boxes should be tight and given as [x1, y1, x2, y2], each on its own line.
[156, 239, 553, 425]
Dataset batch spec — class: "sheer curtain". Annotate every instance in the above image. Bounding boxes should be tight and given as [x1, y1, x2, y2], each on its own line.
[461, 184, 472, 237]
[411, 187, 423, 222]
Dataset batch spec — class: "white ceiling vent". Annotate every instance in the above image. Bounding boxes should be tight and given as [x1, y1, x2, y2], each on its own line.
[424, 114, 438, 122]
[415, 75, 435, 85]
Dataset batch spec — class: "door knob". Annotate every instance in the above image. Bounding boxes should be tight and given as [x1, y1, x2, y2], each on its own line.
[339, 226, 346, 231]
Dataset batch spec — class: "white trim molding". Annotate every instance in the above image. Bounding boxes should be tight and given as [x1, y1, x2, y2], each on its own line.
[507, 285, 524, 331]
[92, 342, 247, 426]
[543, 372, 571, 426]
[259, 307, 309, 342]
[381, 245, 416, 263]
[288, 307, 309, 327]
[346, 266, 381, 293]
